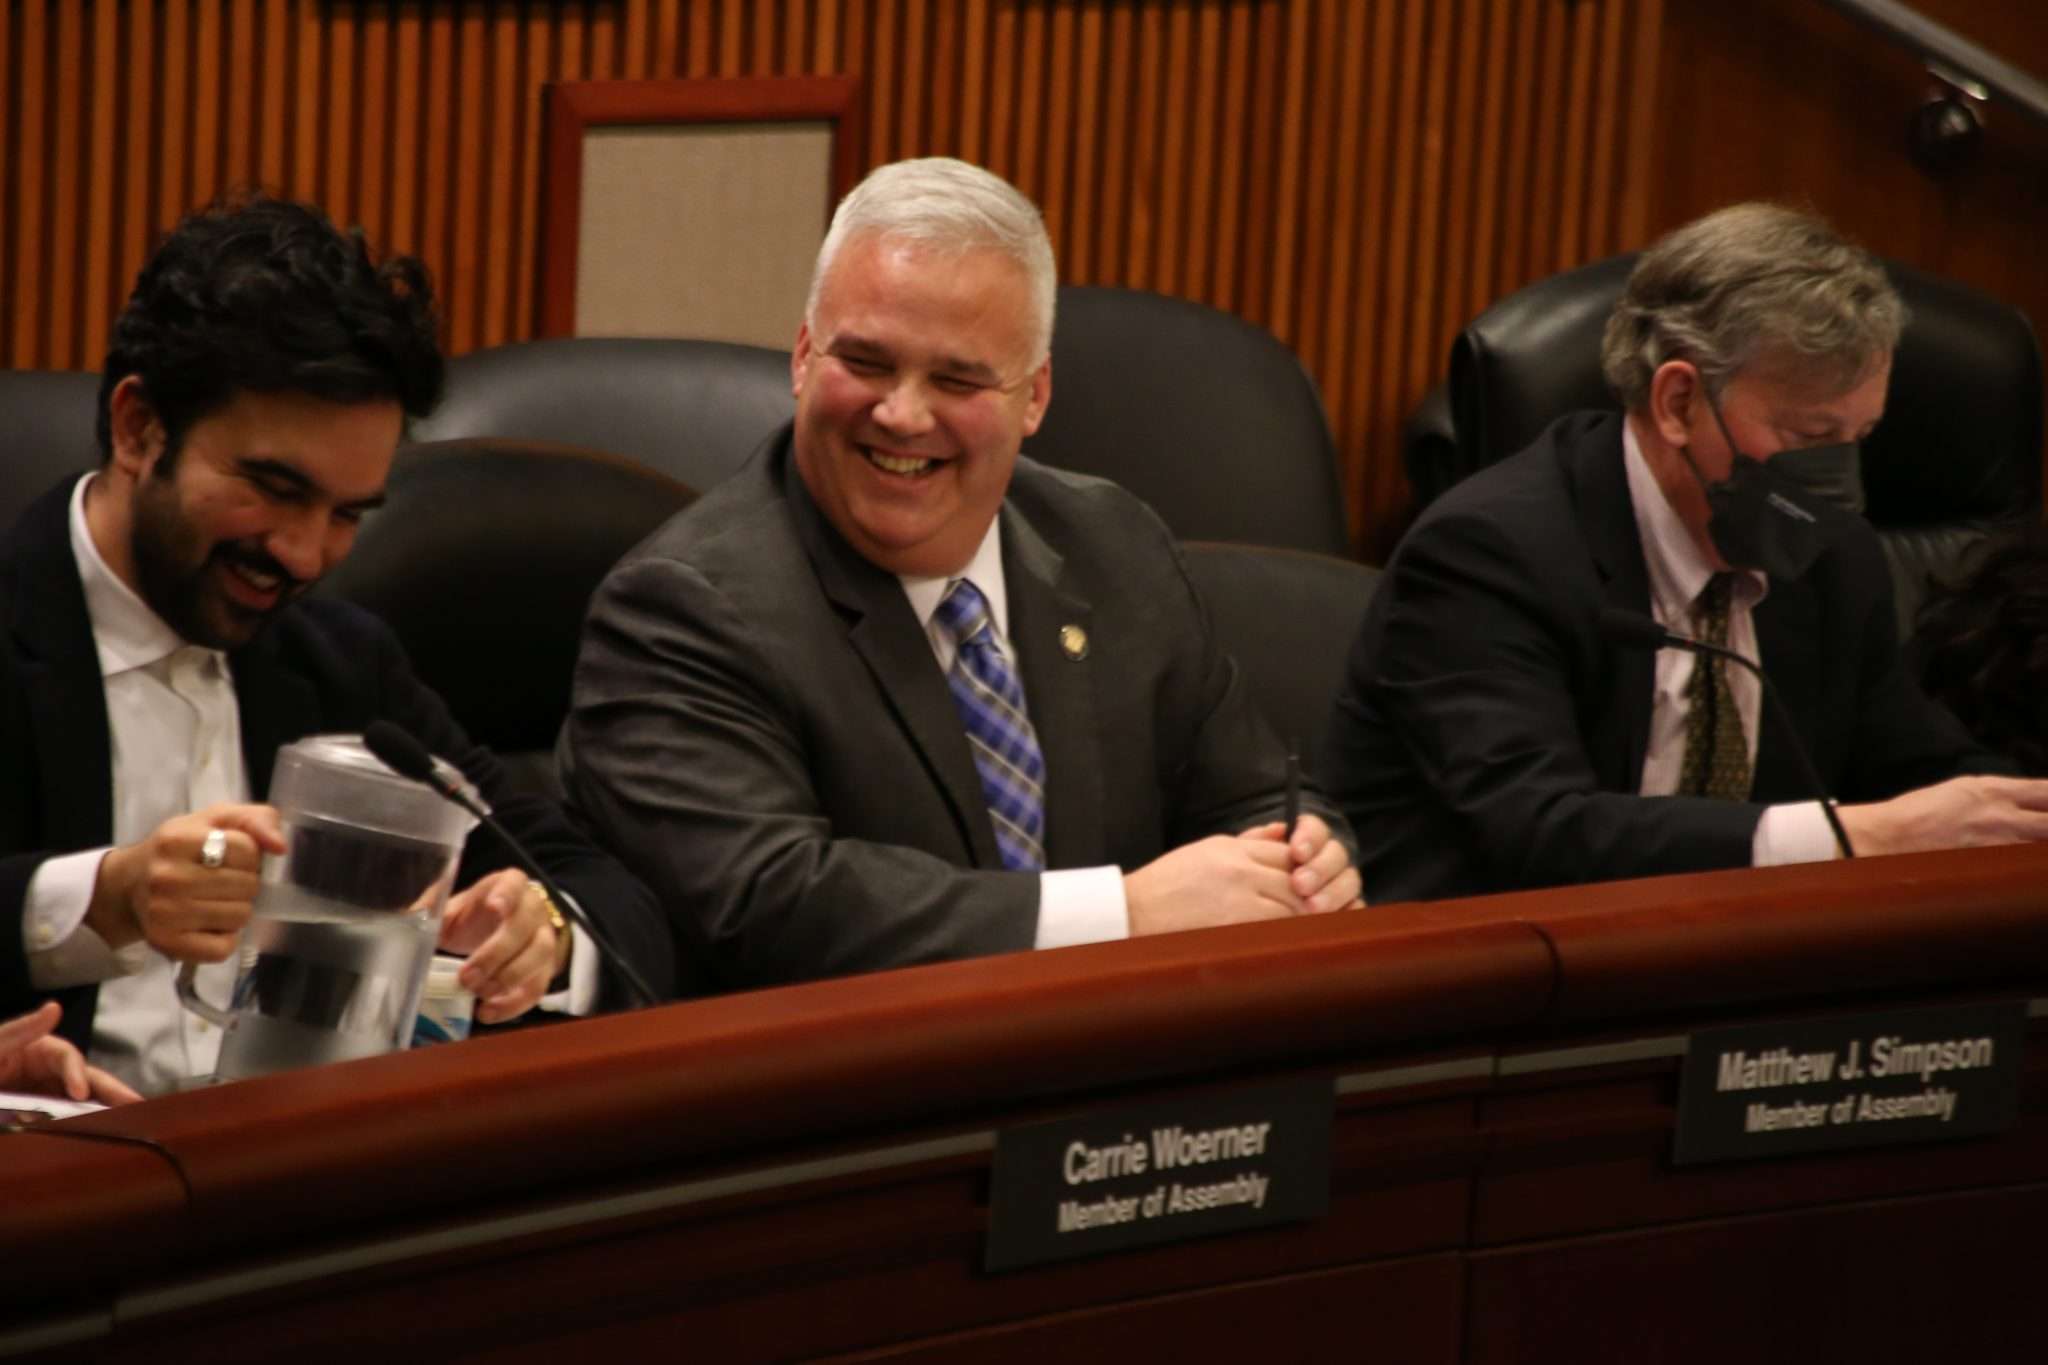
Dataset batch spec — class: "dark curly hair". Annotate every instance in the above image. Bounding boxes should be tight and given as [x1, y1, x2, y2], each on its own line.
[1915, 527, 2048, 777]
[96, 191, 444, 466]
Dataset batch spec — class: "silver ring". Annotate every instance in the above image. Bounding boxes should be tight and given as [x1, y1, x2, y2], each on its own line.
[198, 828, 229, 869]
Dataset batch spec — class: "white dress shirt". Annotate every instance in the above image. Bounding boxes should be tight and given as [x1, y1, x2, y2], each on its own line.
[22, 475, 250, 1093]
[21, 474, 598, 1095]
[898, 519, 1129, 949]
[1622, 417, 1841, 866]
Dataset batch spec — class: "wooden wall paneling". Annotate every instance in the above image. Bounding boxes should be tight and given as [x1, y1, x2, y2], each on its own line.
[901, 0, 931, 153]
[357, 4, 391, 246]
[0, 1, 12, 354]
[1358, 0, 1424, 552]
[1081, 2, 1126, 285]
[654, 0, 682, 77]
[19, 0, 2017, 552]
[226, 0, 257, 189]
[1014, 4, 1048, 201]
[1039, 3, 1074, 262]
[1262, 0, 1310, 341]
[588, 0, 617, 82]
[871, 1, 901, 164]
[193, 0, 224, 206]
[289, 0, 318, 202]
[1437, 0, 1485, 378]
[1619, 0, 1663, 251]
[927, 0, 960, 160]
[1150, 3, 1190, 302]
[622, 0, 650, 79]
[511, 7, 553, 341]
[47, 0, 81, 366]
[258, 0, 288, 189]
[1207, 1, 1253, 309]
[81, 0, 120, 370]
[1182, 3, 1223, 304]
[1052, 3, 1093, 280]
[955, 0, 987, 166]
[1320, 0, 1372, 526]
[1118, 4, 1160, 292]
[383, 9, 425, 256]
[1402, 0, 1456, 467]
[326, 3, 357, 218]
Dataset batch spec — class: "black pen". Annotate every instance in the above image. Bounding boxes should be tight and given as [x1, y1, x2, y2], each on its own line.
[1283, 741, 1301, 845]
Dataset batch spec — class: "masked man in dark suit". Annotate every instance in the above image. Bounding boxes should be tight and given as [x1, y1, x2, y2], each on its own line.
[563, 157, 1361, 990]
[0, 196, 672, 1094]
[1326, 203, 2045, 903]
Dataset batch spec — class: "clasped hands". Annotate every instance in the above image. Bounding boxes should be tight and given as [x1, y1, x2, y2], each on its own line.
[1124, 814, 1365, 936]
[81, 802, 565, 1025]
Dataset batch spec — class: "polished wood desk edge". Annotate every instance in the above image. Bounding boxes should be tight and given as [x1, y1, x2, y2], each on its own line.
[3, 842, 2045, 1311]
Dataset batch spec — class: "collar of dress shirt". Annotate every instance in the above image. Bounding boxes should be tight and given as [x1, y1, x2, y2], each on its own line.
[1621, 414, 1767, 625]
[899, 515, 1011, 649]
[67, 471, 210, 679]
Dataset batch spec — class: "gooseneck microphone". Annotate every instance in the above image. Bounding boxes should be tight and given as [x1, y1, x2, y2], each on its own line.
[364, 720, 661, 1009]
[1598, 607, 1857, 861]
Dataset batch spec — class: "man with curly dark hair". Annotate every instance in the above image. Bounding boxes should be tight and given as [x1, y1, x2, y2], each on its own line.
[0, 194, 671, 1095]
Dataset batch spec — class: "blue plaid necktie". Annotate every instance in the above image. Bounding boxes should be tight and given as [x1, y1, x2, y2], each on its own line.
[934, 578, 1047, 871]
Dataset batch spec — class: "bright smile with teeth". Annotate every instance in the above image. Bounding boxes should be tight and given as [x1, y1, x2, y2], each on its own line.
[864, 448, 938, 476]
[229, 562, 282, 591]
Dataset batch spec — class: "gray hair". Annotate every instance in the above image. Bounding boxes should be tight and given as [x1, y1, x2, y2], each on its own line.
[805, 157, 1058, 363]
[1600, 202, 1905, 409]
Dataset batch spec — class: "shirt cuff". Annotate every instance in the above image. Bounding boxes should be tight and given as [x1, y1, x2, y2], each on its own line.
[1034, 865, 1131, 949]
[1753, 802, 1844, 867]
[25, 848, 151, 989]
[540, 921, 601, 1016]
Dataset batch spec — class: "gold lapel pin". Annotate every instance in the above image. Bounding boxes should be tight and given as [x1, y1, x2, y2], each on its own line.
[1060, 624, 1089, 660]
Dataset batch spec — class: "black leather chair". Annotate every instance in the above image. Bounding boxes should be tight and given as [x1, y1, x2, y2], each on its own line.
[0, 370, 103, 529]
[1180, 542, 1381, 779]
[410, 337, 794, 494]
[1030, 286, 1353, 558]
[1407, 254, 2043, 632]
[319, 438, 697, 796]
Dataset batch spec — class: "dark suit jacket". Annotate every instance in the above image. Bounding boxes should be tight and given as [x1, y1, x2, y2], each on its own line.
[0, 479, 675, 1046]
[562, 426, 1343, 990]
[1324, 411, 2004, 903]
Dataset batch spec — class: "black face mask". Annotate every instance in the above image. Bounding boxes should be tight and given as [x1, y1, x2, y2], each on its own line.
[1681, 396, 1863, 582]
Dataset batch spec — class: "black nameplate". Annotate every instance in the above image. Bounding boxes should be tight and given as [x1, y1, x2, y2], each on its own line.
[1673, 1000, 2026, 1167]
[984, 1078, 1332, 1272]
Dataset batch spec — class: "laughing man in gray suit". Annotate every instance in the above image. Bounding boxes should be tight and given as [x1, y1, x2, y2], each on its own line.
[562, 157, 1361, 991]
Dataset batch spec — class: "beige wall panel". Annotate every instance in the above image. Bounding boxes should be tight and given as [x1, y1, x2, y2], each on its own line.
[572, 122, 832, 348]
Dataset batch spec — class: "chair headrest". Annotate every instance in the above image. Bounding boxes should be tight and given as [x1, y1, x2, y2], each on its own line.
[411, 337, 794, 493]
[1032, 286, 1351, 557]
[1449, 254, 2043, 526]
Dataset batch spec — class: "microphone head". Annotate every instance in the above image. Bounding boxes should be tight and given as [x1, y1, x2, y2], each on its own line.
[1598, 607, 1674, 651]
[363, 720, 440, 785]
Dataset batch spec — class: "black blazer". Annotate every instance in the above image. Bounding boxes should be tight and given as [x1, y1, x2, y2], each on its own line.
[1324, 411, 2003, 903]
[562, 427, 1344, 990]
[0, 479, 676, 1045]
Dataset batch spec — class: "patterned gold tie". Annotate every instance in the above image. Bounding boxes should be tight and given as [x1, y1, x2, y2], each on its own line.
[1678, 573, 1753, 801]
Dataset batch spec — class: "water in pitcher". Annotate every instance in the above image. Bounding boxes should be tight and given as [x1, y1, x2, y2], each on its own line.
[210, 814, 459, 1079]
[179, 733, 479, 1082]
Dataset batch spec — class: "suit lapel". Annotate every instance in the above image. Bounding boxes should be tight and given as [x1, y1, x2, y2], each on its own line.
[1751, 582, 1822, 799]
[1568, 414, 1657, 790]
[1002, 500, 1103, 868]
[6, 480, 116, 848]
[229, 631, 322, 800]
[781, 449, 1000, 867]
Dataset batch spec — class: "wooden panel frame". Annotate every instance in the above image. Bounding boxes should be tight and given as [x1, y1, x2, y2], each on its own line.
[537, 74, 865, 340]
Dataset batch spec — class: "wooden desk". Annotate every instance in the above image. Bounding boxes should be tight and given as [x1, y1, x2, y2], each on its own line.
[6, 845, 2047, 1362]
